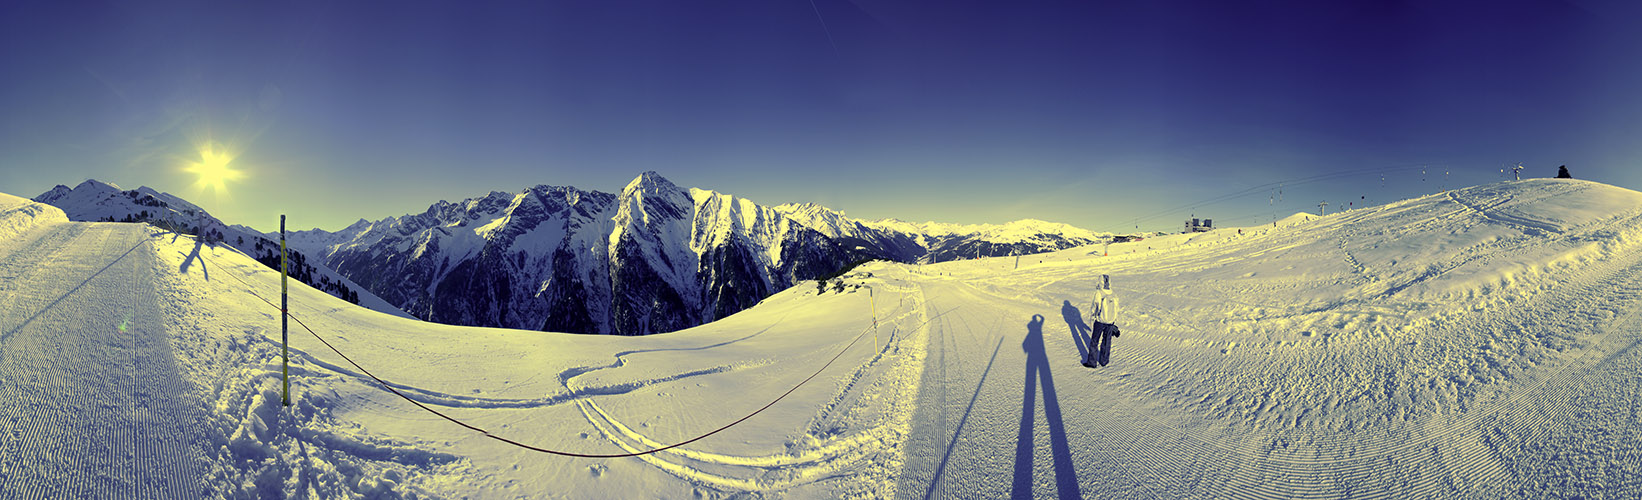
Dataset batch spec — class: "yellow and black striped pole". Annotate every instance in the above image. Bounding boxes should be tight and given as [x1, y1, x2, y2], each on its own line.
[281, 215, 290, 407]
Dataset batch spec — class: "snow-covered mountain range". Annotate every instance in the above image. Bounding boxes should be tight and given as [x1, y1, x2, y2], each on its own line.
[5, 178, 1640, 497]
[773, 201, 1110, 262]
[289, 172, 1110, 334]
[31, 180, 409, 318]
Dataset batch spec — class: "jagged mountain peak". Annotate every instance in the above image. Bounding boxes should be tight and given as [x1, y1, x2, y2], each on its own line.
[772, 201, 839, 214]
[615, 172, 691, 229]
[771, 202, 848, 220]
[623, 171, 680, 196]
[689, 188, 789, 248]
[476, 189, 514, 202]
[461, 190, 517, 215]
[771, 202, 863, 240]
[689, 188, 764, 214]
[523, 183, 606, 210]
[525, 183, 570, 196]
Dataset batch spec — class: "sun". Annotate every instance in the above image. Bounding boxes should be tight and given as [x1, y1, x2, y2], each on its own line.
[185, 144, 245, 194]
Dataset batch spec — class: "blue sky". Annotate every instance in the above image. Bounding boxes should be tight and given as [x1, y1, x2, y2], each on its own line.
[3, 0, 1640, 233]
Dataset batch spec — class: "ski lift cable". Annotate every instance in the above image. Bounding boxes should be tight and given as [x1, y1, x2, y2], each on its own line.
[1111, 165, 1430, 233]
[209, 253, 884, 459]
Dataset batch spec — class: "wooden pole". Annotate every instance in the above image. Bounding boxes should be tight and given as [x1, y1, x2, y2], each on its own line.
[281, 215, 290, 407]
[869, 287, 877, 352]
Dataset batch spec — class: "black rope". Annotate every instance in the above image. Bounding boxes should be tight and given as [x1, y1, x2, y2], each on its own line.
[207, 251, 880, 458]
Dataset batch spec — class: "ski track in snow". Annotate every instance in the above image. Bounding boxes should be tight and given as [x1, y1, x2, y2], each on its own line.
[568, 281, 939, 495]
[0, 223, 203, 499]
[895, 181, 1642, 499]
[209, 255, 941, 496]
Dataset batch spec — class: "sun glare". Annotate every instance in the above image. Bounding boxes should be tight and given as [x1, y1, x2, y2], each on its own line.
[185, 144, 244, 194]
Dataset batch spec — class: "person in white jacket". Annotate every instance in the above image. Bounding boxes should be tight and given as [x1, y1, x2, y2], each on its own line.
[1084, 274, 1122, 367]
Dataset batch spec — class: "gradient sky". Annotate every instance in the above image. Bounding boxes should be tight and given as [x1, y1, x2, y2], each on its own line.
[4, 0, 1641, 233]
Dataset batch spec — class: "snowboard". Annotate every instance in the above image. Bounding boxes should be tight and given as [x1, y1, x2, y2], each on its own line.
[1097, 323, 1119, 367]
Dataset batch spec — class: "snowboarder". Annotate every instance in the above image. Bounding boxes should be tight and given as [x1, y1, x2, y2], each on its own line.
[1083, 274, 1123, 367]
[1557, 165, 1572, 179]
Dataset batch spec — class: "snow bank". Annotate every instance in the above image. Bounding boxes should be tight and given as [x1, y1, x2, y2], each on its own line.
[0, 192, 68, 242]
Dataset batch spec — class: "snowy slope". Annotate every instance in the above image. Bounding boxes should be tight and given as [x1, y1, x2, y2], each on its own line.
[0, 214, 207, 497]
[31, 180, 410, 319]
[3, 178, 1640, 498]
[897, 179, 1642, 498]
[0, 193, 68, 242]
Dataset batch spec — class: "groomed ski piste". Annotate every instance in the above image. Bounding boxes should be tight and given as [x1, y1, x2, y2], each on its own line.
[2, 178, 1640, 498]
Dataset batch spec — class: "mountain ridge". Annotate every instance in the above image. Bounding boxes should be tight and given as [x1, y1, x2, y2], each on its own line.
[29, 180, 412, 319]
[291, 172, 1110, 334]
[33, 173, 1111, 335]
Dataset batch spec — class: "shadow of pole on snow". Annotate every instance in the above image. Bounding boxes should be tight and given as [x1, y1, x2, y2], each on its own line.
[0, 238, 148, 344]
[1013, 314, 1081, 500]
[179, 237, 208, 281]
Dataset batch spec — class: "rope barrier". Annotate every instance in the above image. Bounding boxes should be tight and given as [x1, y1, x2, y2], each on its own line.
[204, 250, 881, 458]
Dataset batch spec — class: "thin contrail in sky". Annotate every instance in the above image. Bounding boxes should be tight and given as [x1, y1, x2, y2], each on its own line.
[807, 0, 839, 56]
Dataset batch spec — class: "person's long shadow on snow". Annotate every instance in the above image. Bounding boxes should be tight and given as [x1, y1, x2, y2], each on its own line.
[1060, 301, 1090, 361]
[1013, 314, 1080, 500]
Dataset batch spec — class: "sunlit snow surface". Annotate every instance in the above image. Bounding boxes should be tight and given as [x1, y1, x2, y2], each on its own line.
[2, 180, 1640, 498]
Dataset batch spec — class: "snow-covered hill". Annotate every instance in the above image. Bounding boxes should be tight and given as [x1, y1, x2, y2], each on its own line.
[4, 178, 1638, 498]
[31, 180, 409, 319]
[295, 172, 1105, 335]
[0, 193, 68, 241]
[34, 180, 212, 226]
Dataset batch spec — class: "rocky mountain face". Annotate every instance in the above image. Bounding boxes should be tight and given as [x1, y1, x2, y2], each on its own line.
[295, 172, 1108, 335]
[295, 173, 878, 335]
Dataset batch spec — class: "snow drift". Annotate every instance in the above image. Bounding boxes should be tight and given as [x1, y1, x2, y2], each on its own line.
[0, 193, 67, 242]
